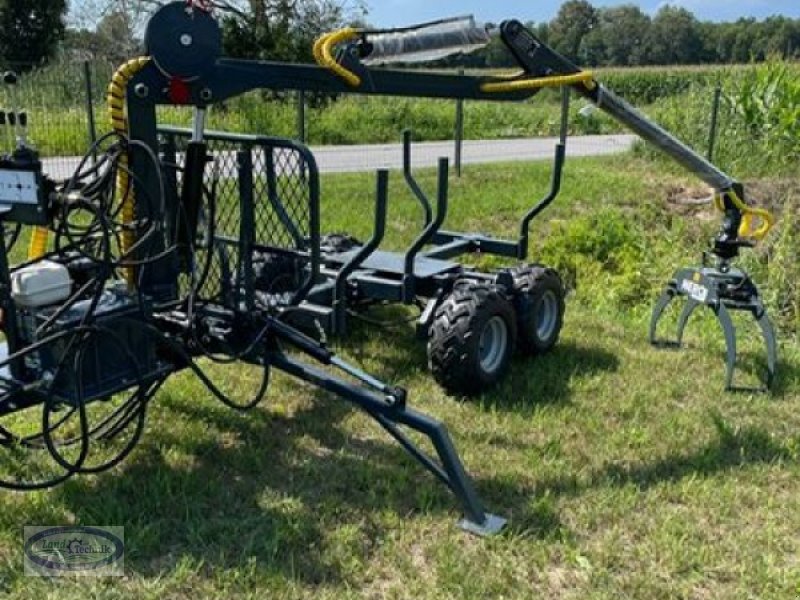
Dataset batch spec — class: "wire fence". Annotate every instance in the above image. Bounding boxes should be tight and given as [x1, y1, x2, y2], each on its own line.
[0, 60, 117, 177]
[0, 58, 734, 182]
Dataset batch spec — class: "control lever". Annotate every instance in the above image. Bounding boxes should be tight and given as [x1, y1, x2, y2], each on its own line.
[6, 112, 15, 149]
[2, 72, 19, 148]
[18, 112, 27, 148]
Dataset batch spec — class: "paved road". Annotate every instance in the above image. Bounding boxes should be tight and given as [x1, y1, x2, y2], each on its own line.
[41, 134, 637, 180]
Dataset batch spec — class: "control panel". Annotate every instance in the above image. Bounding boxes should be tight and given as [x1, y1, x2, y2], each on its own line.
[0, 71, 51, 225]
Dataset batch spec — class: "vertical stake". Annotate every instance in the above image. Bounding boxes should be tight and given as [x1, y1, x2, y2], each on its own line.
[297, 89, 306, 143]
[707, 84, 722, 162]
[84, 61, 98, 165]
[454, 68, 465, 178]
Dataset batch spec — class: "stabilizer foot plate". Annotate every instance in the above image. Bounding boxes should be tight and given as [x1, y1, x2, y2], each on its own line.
[458, 513, 507, 537]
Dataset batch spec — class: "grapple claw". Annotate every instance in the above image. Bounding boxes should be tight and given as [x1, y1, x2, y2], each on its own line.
[650, 264, 777, 392]
[649, 285, 681, 348]
[756, 312, 778, 390]
[715, 302, 737, 391]
[676, 298, 701, 346]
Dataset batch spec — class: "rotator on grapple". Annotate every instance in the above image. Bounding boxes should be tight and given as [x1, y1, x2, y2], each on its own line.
[0, 0, 778, 537]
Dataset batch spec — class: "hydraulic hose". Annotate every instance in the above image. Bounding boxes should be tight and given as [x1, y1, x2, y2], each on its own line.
[106, 56, 151, 286]
[714, 188, 775, 242]
[313, 29, 362, 87]
[27, 226, 49, 260]
[481, 71, 596, 93]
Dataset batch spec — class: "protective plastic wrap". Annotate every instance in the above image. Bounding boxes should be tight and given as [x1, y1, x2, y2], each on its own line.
[362, 16, 491, 65]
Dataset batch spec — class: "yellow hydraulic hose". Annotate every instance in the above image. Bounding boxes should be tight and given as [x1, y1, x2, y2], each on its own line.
[27, 226, 49, 260]
[106, 56, 151, 286]
[481, 71, 596, 93]
[313, 28, 362, 87]
[714, 189, 775, 242]
[29, 56, 148, 262]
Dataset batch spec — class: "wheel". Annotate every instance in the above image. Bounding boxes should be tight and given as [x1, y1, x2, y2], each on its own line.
[427, 282, 517, 395]
[320, 232, 362, 254]
[251, 252, 301, 308]
[510, 264, 565, 355]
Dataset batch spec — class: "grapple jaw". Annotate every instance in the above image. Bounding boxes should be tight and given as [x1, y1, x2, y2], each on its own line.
[650, 263, 777, 392]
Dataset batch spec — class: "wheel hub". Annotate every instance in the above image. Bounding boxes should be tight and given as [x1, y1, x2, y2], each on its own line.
[536, 290, 559, 341]
[479, 316, 509, 374]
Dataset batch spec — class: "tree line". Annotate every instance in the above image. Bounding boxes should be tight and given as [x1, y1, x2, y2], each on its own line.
[471, 1, 800, 68]
[2, 1, 799, 69]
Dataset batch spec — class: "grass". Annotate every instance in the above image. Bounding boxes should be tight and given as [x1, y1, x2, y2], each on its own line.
[0, 152, 798, 597]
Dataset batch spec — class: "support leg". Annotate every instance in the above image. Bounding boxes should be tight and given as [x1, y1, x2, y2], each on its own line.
[269, 351, 505, 536]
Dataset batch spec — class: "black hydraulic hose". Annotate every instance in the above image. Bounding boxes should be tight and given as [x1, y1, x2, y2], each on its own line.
[140, 322, 268, 412]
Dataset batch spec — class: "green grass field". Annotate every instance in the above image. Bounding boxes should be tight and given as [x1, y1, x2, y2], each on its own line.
[0, 153, 798, 598]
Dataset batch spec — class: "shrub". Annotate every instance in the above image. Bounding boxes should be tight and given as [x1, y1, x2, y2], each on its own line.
[539, 209, 650, 308]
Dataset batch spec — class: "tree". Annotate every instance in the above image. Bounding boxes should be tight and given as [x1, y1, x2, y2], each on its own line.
[763, 16, 800, 57]
[644, 5, 702, 65]
[0, 0, 68, 66]
[730, 18, 758, 62]
[67, 0, 364, 63]
[581, 5, 651, 66]
[96, 10, 139, 61]
[63, 3, 141, 62]
[548, 0, 597, 62]
[215, 1, 364, 62]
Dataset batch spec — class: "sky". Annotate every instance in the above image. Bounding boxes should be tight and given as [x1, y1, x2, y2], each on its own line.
[365, 0, 800, 27]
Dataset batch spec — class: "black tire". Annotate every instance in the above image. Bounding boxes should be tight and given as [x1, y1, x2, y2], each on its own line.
[511, 264, 565, 355]
[320, 232, 362, 254]
[251, 252, 301, 308]
[427, 282, 517, 395]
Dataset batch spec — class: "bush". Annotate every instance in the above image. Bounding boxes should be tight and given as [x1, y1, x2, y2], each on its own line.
[539, 209, 650, 308]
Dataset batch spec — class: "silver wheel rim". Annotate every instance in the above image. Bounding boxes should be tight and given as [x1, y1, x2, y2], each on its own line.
[536, 290, 559, 341]
[479, 316, 509, 375]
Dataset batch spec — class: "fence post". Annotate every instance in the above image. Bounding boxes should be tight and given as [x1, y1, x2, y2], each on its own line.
[707, 84, 722, 162]
[454, 68, 465, 177]
[83, 61, 98, 164]
[297, 89, 306, 143]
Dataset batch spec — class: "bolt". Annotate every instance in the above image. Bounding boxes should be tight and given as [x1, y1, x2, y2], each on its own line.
[134, 83, 149, 98]
[180, 34, 193, 47]
[200, 88, 212, 101]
